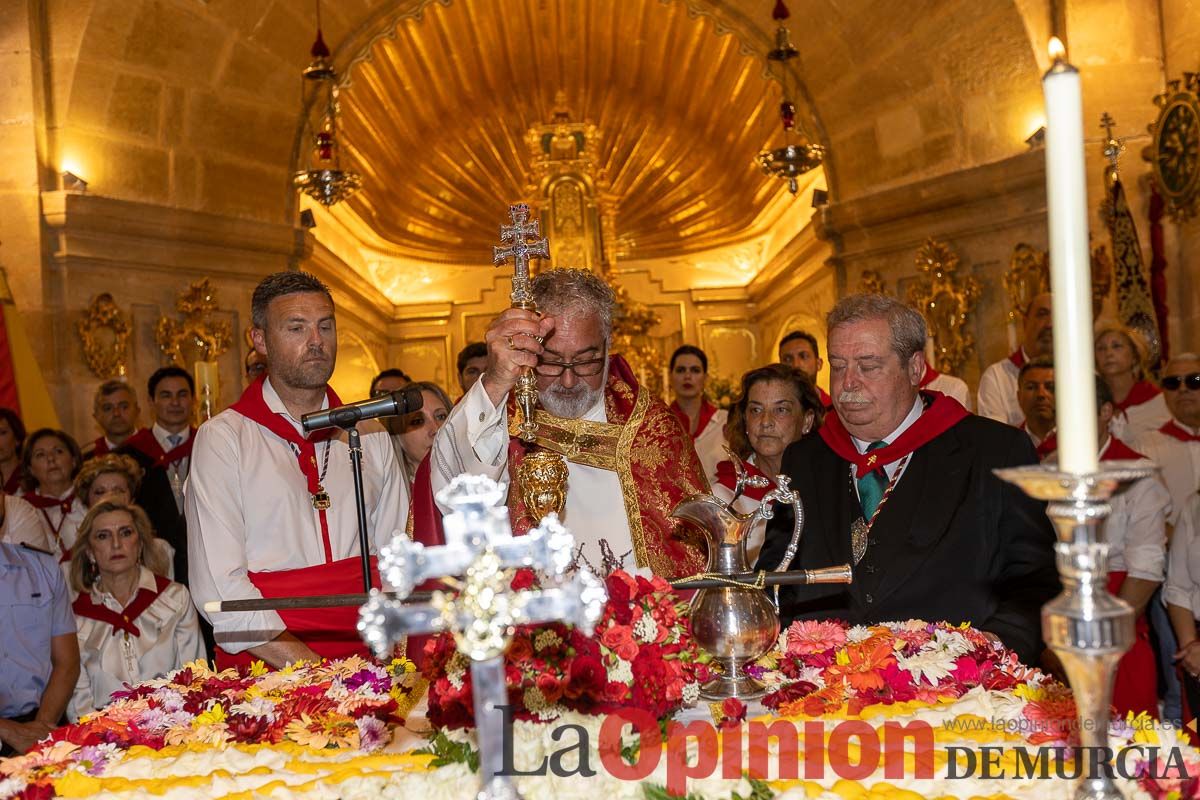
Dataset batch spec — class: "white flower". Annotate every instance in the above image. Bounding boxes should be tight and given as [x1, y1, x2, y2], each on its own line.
[633, 613, 658, 644]
[533, 630, 562, 651]
[682, 682, 701, 706]
[447, 654, 467, 691]
[846, 624, 873, 643]
[227, 696, 277, 722]
[606, 658, 633, 685]
[521, 686, 563, 722]
[923, 628, 972, 659]
[793, 665, 827, 689]
[896, 648, 957, 685]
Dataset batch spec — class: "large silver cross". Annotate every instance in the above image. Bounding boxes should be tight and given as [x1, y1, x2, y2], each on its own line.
[492, 203, 549, 309]
[358, 474, 606, 800]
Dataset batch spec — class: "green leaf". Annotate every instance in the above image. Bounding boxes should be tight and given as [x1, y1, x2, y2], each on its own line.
[415, 729, 480, 773]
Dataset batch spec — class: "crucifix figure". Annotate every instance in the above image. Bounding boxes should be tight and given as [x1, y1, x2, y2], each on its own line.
[492, 203, 551, 442]
[358, 474, 606, 800]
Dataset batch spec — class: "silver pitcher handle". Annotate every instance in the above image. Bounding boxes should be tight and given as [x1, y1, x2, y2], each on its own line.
[757, 474, 804, 609]
[725, 449, 770, 510]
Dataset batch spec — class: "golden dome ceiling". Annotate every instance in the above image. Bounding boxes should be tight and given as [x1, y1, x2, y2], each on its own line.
[333, 0, 801, 266]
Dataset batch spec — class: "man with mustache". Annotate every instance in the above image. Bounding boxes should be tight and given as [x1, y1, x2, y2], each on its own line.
[186, 271, 407, 668]
[758, 294, 1059, 665]
[978, 292, 1053, 425]
[418, 269, 708, 578]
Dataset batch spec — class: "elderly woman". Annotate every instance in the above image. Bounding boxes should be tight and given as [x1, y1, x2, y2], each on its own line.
[21, 429, 87, 563]
[67, 501, 202, 720]
[1095, 322, 1170, 441]
[74, 454, 174, 578]
[715, 364, 824, 565]
[389, 381, 452, 489]
[668, 345, 728, 487]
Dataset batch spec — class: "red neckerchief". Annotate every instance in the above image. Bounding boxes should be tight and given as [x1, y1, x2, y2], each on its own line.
[918, 364, 941, 388]
[230, 376, 342, 563]
[1008, 349, 1027, 369]
[2, 467, 20, 495]
[1116, 380, 1162, 412]
[817, 386, 833, 409]
[1160, 420, 1200, 443]
[819, 391, 970, 478]
[91, 437, 111, 457]
[714, 458, 775, 502]
[1036, 432, 1058, 460]
[24, 490, 76, 561]
[122, 427, 196, 469]
[669, 398, 718, 440]
[72, 574, 171, 637]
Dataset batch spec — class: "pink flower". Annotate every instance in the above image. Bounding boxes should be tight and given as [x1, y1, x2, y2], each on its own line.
[785, 620, 847, 656]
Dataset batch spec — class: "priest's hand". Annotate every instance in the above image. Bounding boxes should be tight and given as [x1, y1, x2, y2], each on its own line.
[481, 308, 555, 408]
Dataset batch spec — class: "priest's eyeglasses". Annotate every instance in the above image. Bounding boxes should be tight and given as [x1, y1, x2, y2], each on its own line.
[534, 355, 606, 378]
[1163, 373, 1200, 391]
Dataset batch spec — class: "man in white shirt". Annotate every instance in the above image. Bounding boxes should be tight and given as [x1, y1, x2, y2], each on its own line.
[1135, 353, 1200, 526]
[759, 294, 1058, 665]
[977, 292, 1053, 425]
[421, 268, 708, 578]
[187, 271, 407, 669]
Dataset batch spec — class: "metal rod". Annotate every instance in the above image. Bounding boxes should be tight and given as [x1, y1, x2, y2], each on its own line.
[346, 426, 372, 593]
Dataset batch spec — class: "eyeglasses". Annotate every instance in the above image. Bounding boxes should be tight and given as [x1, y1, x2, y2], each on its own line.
[534, 355, 606, 378]
[1162, 373, 1200, 391]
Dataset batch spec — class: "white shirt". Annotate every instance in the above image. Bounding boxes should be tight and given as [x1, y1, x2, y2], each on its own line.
[0, 494, 53, 552]
[19, 488, 87, 563]
[692, 408, 729, 490]
[69, 567, 203, 720]
[1166, 494, 1200, 617]
[185, 378, 408, 654]
[1111, 393, 1172, 443]
[430, 378, 637, 574]
[850, 395, 924, 486]
[977, 353, 1024, 425]
[926, 373, 973, 411]
[1135, 423, 1200, 526]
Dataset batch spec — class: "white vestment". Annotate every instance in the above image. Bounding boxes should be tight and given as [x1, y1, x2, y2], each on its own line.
[1111, 393, 1172, 443]
[69, 567, 204, 720]
[185, 378, 408, 654]
[429, 378, 638, 574]
[926, 373, 972, 411]
[977, 353, 1024, 425]
[1134, 424, 1200, 526]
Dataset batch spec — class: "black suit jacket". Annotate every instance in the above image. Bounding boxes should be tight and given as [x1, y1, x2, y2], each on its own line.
[757, 413, 1060, 665]
[115, 445, 189, 584]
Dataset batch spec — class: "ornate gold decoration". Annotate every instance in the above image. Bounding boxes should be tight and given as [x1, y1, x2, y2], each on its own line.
[906, 238, 981, 375]
[516, 449, 570, 524]
[76, 293, 131, 379]
[1143, 72, 1200, 221]
[155, 279, 233, 367]
[1004, 243, 1050, 328]
[857, 270, 886, 295]
[610, 284, 663, 399]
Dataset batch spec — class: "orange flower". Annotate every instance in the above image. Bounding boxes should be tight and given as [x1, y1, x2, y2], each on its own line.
[824, 637, 896, 692]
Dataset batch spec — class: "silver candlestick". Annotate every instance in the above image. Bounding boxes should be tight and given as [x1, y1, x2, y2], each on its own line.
[995, 461, 1155, 800]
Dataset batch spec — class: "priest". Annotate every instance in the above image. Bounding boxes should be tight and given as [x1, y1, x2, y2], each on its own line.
[186, 271, 407, 669]
[418, 268, 707, 578]
[758, 294, 1059, 665]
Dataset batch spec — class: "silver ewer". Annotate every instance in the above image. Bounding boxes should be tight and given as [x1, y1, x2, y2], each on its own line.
[994, 461, 1155, 800]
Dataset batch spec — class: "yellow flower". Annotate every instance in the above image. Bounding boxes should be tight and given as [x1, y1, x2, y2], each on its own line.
[248, 660, 268, 677]
[283, 713, 360, 750]
[193, 702, 227, 727]
[1128, 711, 1160, 745]
[835, 649, 850, 666]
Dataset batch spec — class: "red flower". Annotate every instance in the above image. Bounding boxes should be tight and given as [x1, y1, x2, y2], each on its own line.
[630, 649, 674, 718]
[508, 635, 533, 663]
[950, 655, 982, 685]
[511, 568, 537, 591]
[762, 680, 818, 711]
[601, 625, 639, 661]
[603, 680, 629, 703]
[227, 712, 274, 744]
[566, 655, 606, 700]
[536, 672, 564, 703]
[720, 698, 747, 729]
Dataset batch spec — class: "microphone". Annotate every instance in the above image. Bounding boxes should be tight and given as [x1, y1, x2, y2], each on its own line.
[301, 387, 424, 432]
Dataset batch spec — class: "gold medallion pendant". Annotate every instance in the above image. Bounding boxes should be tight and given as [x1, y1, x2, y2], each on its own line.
[312, 488, 332, 511]
[850, 517, 869, 565]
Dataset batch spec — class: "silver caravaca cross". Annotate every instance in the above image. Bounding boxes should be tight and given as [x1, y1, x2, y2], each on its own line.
[358, 474, 606, 800]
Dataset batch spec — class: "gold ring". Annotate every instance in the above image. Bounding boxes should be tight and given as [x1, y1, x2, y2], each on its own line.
[533, 335, 544, 345]
[506, 335, 515, 349]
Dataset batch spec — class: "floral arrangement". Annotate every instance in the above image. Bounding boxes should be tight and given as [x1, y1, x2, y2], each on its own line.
[0, 656, 424, 799]
[758, 619, 1073, 739]
[422, 569, 712, 728]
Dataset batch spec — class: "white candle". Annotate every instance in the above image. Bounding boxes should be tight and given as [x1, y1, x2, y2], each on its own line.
[1042, 38, 1098, 474]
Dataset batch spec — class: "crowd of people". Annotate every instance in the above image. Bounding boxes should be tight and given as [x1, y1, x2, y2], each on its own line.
[1, 269, 1196, 755]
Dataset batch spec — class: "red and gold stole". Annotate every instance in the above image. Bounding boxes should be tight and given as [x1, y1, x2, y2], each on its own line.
[72, 574, 171, 637]
[818, 392, 970, 478]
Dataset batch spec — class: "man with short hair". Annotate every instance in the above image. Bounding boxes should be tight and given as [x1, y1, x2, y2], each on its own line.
[369, 368, 411, 398]
[421, 269, 708, 578]
[187, 271, 406, 669]
[1135, 353, 1200, 526]
[456, 342, 488, 396]
[1016, 357, 1055, 453]
[978, 293, 1053, 425]
[779, 330, 831, 406]
[82, 380, 140, 459]
[0, 541, 79, 755]
[759, 294, 1059, 665]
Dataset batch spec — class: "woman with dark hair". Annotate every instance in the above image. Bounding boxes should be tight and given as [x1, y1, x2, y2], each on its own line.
[716, 364, 824, 564]
[668, 345, 728, 486]
[21, 429, 87, 564]
[0, 407, 25, 495]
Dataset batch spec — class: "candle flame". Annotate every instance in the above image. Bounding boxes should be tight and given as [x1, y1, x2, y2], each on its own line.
[1048, 37, 1066, 62]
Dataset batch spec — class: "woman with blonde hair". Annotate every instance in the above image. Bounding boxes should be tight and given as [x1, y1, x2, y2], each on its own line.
[1095, 322, 1170, 441]
[67, 501, 202, 720]
[74, 454, 175, 578]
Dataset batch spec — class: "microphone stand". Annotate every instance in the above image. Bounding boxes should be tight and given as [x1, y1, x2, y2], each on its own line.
[333, 421, 373, 593]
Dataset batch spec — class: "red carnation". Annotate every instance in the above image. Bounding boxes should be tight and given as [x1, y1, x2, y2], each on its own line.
[536, 672, 564, 703]
[566, 655, 606, 700]
[720, 698, 747, 729]
[606, 573, 631, 607]
[511, 568, 537, 591]
[227, 712, 273, 744]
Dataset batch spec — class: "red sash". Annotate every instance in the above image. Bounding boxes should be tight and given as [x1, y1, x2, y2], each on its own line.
[1106, 571, 1158, 718]
[229, 376, 342, 563]
[214, 556, 380, 670]
[122, 427, 196, 470]
[1160, 419, 1200, 443]
[714, 459, 775, 502]
[1007, 349, 1027, 369]
[918, 364, 940, 388]
[2, 468, 20, 495]
[819, 392, 970, 478]
[1116, 380, 1162, 412]
[670, 398, 718, 440]
[24, 491, 77, 561]
[72, 574, 171, 637]
[817, 386, 833, 409]
[90, 437, 111, 458]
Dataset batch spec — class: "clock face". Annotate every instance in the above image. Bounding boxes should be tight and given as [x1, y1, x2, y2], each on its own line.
[1154, 97, 1200, 198]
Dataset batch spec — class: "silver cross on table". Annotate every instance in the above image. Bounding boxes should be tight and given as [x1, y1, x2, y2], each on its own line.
[492, 202, 549, 311]
[358, 474, 606, 800]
